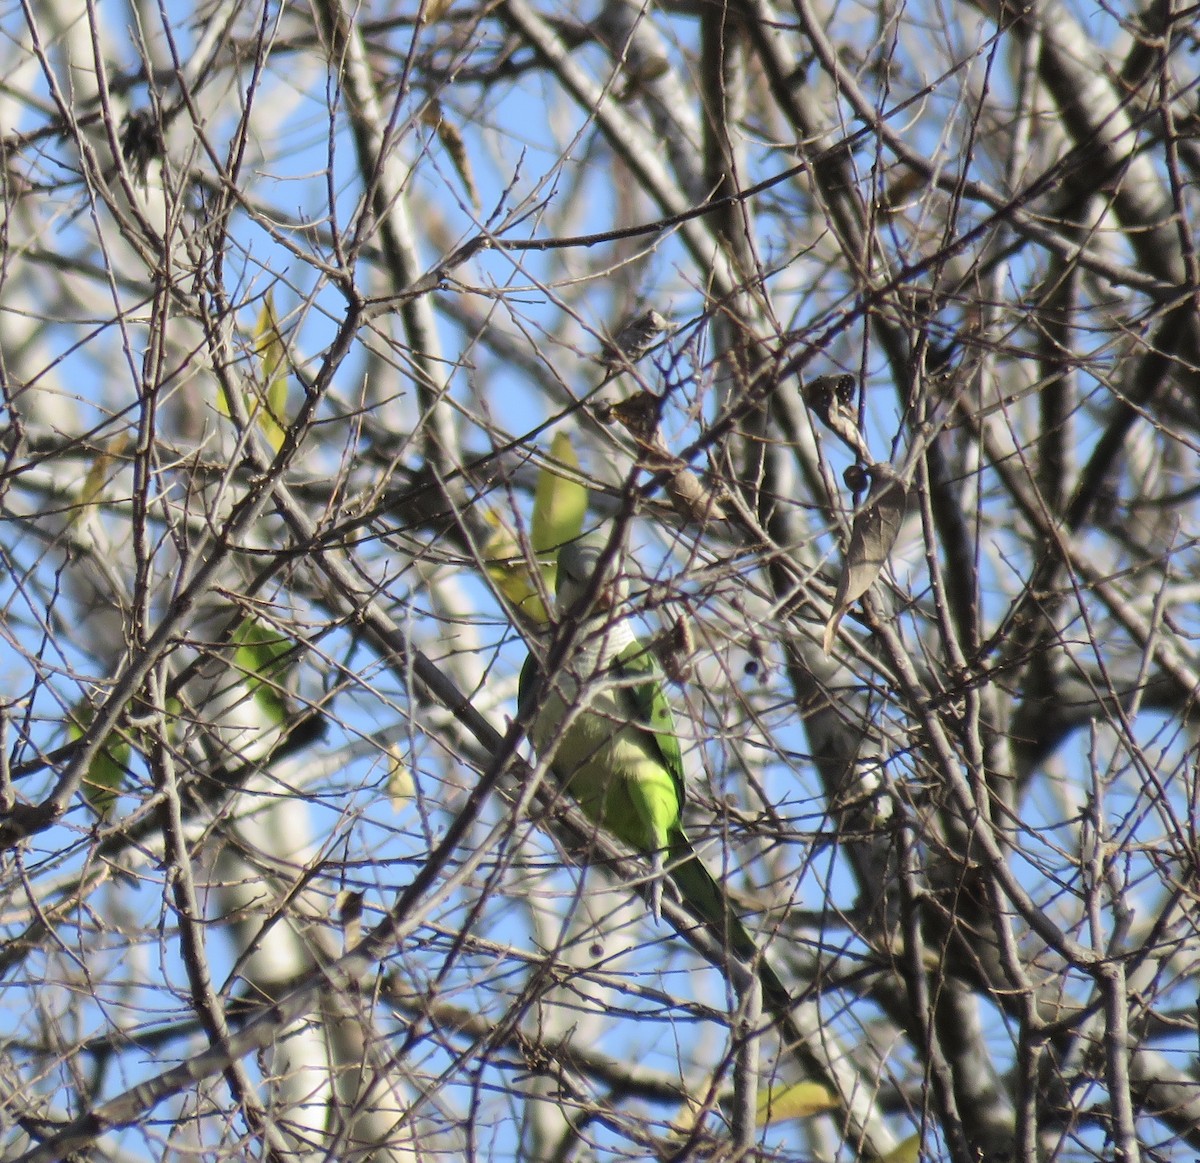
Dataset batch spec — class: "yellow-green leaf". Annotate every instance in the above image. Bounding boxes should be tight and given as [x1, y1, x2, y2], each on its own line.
[386, 743, 415, 811]
[231, 617, 294, 727]
[754, 1080, 840, 1125]
[70, 433, 130, 529]
[877, 1134, 921, 1163]
[69, 704, 132, 819]
[80, 433, 129, 508]
[216, 292, 290, 449]
[420, 100, 480, 210]
[486, 432, 588, 626]
[532, 431, 587, 557]
[483, 511, 549, 625]
[251, 291, 289, 453]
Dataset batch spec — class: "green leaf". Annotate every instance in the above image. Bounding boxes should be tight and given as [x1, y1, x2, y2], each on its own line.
[231, 617, 295, 727]
[386, 743, 415, 811]
[877, 1134, 921, 1163]
[483, 512, 549, 625]
[69, 703, 132, 819]
[754, 1080, 840, 1125]
[532, 431, 587, 559]
[251, 291, 289, 453]
[73, 433, 129, 524]
[486, 432, 588, 626]
[219, 292, 290, 449]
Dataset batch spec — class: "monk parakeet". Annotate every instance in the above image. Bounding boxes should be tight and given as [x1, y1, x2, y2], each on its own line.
[518, 535, 798, 1035]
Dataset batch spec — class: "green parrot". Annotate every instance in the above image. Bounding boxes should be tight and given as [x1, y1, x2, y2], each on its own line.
[518, 535, 800, 1040]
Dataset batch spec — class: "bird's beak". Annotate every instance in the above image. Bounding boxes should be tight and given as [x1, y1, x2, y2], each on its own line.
[592, 579, 620, 611]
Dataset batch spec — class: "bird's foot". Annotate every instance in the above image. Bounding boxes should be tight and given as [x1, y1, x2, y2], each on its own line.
[649, 850, 665, 922]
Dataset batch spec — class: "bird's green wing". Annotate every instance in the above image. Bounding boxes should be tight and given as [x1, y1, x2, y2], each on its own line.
[612, 637, 685, 801]
[517, 649, 539, 722]
[613, 642, 792, 996]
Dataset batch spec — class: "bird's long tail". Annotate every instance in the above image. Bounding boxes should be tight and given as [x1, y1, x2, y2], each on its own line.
[666, 831, 799, 1041]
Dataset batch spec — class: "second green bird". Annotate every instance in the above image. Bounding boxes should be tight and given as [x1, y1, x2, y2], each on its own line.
[518, 534, 800, 1039]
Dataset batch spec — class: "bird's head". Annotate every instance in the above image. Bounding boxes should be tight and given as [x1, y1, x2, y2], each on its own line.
[554, 535, 628, 617]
